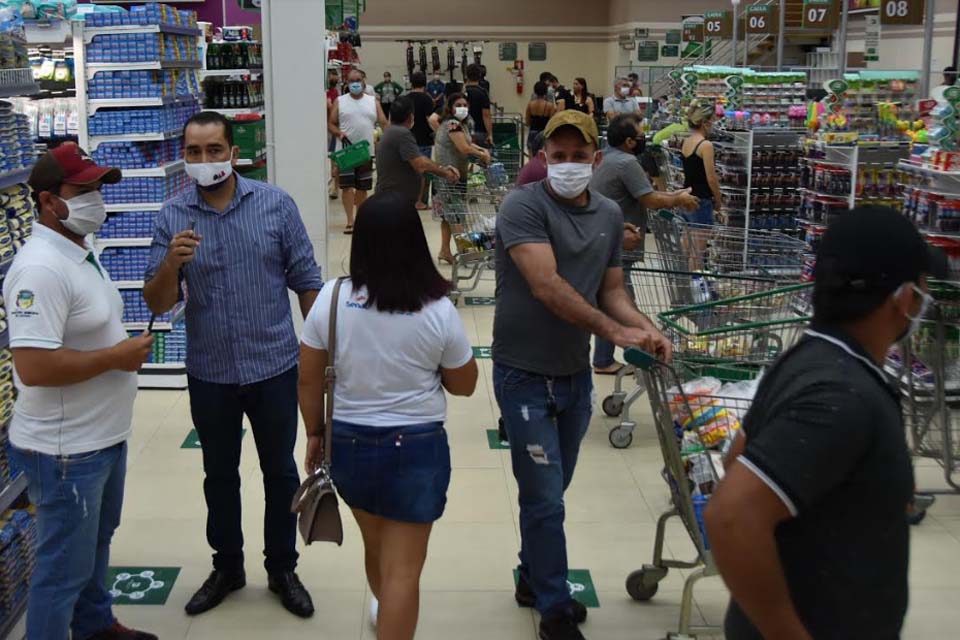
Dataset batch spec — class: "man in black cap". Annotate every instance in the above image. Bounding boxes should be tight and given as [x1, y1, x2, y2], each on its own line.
[705, 206, 946, 640]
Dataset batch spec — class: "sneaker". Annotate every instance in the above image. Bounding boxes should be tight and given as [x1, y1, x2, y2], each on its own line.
[515, 571, 587, 624]
[539, 615, 586, 640]
[369, 594, 379, 629]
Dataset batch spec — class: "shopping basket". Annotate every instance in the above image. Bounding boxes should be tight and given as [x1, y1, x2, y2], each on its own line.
[620, 346, 768, 640]
[892, 282, 960, 491]
[329, 140, 371, 171]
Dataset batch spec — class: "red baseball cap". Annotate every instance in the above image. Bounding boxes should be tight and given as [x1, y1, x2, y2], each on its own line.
[28, 142, 121, 194]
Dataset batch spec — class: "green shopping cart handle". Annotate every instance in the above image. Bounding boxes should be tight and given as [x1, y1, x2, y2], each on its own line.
[624, 347, 658, 371]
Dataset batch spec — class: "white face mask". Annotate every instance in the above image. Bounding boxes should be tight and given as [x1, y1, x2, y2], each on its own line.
[547, 161, 594, 199]
[59, 190, 107, 236]
[898, 283, 935, 340]
[349, 81, 364, 95]
[619, 85, 631, 97]
[454, 106, 469, 120]
[185, 160, 233, 189]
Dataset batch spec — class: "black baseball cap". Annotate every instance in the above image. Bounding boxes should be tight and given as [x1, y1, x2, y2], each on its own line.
[814, 206, 948, 294]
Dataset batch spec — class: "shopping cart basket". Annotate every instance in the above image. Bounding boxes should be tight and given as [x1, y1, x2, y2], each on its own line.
[650, 209, 807, 282]
[893, 282, 960, 491]
[602, 266, 782, 448]
[621, 336, 806, 639]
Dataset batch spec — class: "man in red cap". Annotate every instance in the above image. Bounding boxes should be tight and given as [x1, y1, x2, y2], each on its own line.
[3, 142, 157, 640]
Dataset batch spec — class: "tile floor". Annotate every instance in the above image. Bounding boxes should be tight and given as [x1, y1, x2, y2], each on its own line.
[94, 206, 960, 639]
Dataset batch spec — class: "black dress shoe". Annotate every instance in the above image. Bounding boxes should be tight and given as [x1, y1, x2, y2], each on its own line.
[184, 570, 246, 615]
[85, 622, 158, 640]
[268, 571, 315, 618]
[516, 570, 587, 624]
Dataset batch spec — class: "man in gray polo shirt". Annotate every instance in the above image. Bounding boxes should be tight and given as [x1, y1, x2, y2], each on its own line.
[492, 110, 671, 640]
[589, 114, 699, 373]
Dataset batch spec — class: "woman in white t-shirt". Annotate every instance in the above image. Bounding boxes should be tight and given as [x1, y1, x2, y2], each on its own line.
[299, 191, 478, 639]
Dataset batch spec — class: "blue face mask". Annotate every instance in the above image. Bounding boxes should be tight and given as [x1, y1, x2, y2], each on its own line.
[349, 82, 364, 95]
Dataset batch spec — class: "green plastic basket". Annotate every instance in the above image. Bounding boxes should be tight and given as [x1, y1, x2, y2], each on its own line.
[330, 140, 371, 171]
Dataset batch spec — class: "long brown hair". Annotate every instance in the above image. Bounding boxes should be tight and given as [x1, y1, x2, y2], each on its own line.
[574, 77, 589, 98]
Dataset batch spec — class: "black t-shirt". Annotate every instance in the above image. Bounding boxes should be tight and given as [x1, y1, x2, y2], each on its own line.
[556, 85, 574, 110]
[725, 325, 913, 640]
[408, 90, 436, 147]
[465, 84, 491, 134]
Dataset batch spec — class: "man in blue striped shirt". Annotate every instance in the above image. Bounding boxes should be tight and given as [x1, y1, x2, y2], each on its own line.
[144, 112, 322, 619]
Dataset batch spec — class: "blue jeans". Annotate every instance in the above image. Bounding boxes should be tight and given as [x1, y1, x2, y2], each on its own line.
[593, 261, 637, 369]
[492, 364, 593, 617]
[10, 442, 127, 640]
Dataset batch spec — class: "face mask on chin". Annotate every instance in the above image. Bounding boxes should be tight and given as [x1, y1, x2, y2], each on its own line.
[547, 160, 595, 200]
[59, 190, 107, 236]
[185, 160, 233, 190]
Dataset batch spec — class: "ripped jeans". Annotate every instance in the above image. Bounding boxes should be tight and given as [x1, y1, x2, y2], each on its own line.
[10, 441, 126, 640]
[492, 364, 593, 618]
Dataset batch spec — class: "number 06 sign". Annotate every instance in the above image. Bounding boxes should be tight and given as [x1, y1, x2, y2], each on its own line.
[745, 4, 779, 35]
[880, 0, 923, 25]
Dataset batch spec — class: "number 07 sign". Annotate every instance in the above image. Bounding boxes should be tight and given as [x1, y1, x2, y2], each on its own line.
[802, 0, 834, 30]
[880, 0, 923, 25]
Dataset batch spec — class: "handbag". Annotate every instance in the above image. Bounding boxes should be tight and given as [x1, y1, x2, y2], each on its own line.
[291, 277, 345, 546]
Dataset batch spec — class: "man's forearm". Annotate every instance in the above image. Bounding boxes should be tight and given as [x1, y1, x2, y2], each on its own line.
[298, 289, 319, 319]
[709, 514, 813, 640]
[143, 260, 181, 314]
[484, 113, 493, 139]
[13, 347, 117, 387]
[531, 273, 621, 340]
[600, 286, 655, 332]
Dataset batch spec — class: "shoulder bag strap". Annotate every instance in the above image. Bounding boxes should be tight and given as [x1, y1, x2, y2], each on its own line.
[323, 277, 345, 468]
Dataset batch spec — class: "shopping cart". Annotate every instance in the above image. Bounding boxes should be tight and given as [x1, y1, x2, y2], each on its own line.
[604, 281, 812, 449]
[432, 144, 523, 304]
[621, 346, 763, 640]
[601, 264, 782, 445]
[650, 209, 807, 282]
[893, 282, 960, 491]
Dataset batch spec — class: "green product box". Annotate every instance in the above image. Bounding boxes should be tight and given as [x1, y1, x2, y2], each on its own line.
[231, 119, 266, 160]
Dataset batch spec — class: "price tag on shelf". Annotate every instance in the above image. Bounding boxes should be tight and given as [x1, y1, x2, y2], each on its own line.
[745, 4, 778, 35]
[704, 10, 733, 38]
[802, 0, 834, 30]
[880, 0, 923, 25]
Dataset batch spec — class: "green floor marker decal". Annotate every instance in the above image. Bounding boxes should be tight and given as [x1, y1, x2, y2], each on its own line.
[486, 429, 510, 450]
[473, 346, 492, 359]
[513, 568, 600, 608]
[107, 567, 180, 605]
[181, 428, 246, 449]
[464, 296, 496, 306]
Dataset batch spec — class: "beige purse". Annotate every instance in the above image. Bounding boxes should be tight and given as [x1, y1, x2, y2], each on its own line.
[291, 278, 345, 546]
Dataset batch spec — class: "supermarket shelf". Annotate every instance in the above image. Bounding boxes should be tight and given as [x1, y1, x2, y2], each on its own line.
[0, 473, 28, 516]
[24, 18, 72, 44]
[200, 68, 263, 78]
[89, 131, 181, 151]
[0, 167, 33, 190]
[0, 592, 26, 640]
[88, 95, 199, 113]
[800, 187, 851, 200]
[83, 24, 203, 43]
[121, 160, 185, 178]
[137, 371, 187, 389]
[126, 321, 173, 331]
[0, 83, 39, 99]
[86, 59, 202, 78]
[96, 237, 153, 248]
[209, 107, 265, 118]
[236, 151, 267, 167]
[105, 203, 164, 212]
[113, 280, 145, 289]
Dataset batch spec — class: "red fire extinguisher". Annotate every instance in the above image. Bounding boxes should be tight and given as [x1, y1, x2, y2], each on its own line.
[514, 59, 524, 95]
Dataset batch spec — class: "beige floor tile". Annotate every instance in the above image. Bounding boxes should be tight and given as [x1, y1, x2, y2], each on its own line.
[442, 468, 515, 524]
[419, 522, 520, 591]
[902, 588, 960, 638]
[578, 590, 710, 640]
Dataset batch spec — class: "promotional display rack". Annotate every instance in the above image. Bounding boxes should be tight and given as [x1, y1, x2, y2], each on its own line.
[73, 8, 203, 390]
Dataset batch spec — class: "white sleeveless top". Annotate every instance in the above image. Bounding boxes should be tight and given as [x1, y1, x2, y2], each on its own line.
[337, 93, 378, 149]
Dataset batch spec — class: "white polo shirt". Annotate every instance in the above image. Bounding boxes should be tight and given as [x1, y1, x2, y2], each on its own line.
[3, 224, 137, 455]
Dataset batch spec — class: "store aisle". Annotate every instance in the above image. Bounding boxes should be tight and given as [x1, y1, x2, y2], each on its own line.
[104, 206, 960, 640]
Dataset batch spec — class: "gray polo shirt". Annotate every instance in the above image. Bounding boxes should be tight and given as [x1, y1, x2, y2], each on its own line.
[603, 95, 640, 115]
[590, 146, 653, 228]
[375, 124, 422, 204]
[492, 181, 624, 376]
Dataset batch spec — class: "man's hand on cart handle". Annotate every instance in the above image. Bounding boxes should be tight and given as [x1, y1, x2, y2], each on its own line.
[623, 224, 643, 252]
[612, 326, 671, 362]
[674, 188, 700, 212]
[443, 166, 461, 182]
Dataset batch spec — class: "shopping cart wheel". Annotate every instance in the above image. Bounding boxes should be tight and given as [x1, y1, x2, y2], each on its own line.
[625, 568, 660, 601]
[602, 394, 624, 417]
[608, 426, 633, 449]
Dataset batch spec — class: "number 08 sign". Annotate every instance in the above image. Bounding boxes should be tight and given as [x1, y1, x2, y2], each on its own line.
[745, 4, 779, 35]
[880, 0, 923, 25]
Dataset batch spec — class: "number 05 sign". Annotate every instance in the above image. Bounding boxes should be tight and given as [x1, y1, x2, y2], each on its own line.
[880, 0, 923, 25]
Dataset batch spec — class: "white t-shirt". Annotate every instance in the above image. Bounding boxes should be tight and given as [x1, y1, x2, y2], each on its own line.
[301, 278, 473, 427]
[338, 93, 378, 149]
[3, 224, 137, 455]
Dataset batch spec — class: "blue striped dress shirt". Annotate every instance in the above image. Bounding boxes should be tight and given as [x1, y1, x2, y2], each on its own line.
[145, 175, 323, 385]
